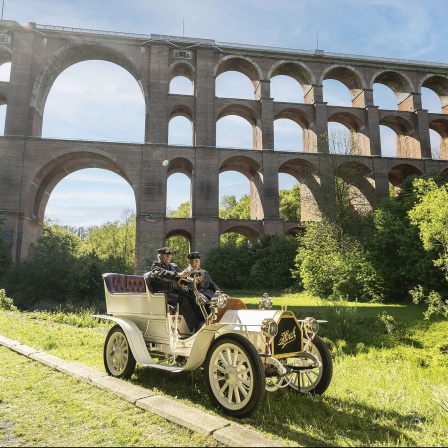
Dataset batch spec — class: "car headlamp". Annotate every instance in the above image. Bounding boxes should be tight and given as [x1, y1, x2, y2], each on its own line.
[259, 293, 273, 310]
[261, 318, 278, 339]
[303, 317, 319, 334]
[212, 292, 228, 309]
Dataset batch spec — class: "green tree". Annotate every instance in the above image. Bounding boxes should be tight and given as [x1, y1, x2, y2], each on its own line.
[365, 176, 446, 302]
[250, 235, 300, 290]
[168, 202, 190, 218]
[279, 184, 301, 221]
[83, 210, 135, 273]
[68, 251, 105, 305]
[294, 220, 380, 301]
[166, 235, 189, 267]
[202, 240, 255, 289]
[409, 178, 448, 278]
[3, 225, 81, 308]
[219, 195, 250, 220]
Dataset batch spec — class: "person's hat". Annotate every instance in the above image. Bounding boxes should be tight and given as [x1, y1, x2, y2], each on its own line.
[187, 252, 201, 259]
[157, 247, 173, 254]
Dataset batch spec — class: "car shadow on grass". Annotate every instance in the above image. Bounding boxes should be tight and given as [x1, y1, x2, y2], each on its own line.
[130, 366, 418, 447]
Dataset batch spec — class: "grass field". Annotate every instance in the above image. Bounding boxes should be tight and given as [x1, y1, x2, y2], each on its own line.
[1, 291, 447, 447]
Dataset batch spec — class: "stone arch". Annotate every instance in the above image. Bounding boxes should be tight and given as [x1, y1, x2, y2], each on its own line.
[274, 107, 312, 128]
[268, 61, 315, 96]
[169, 60, 195, 83]
[26, 148, 136, 224]
[31, 42, 149, 118]
[327, 111, 368, 155]
[284, 224, 305, 235]
[371, 70, 414, 111]
[165, 228, 193, 240]
[419, 74, 448, 113]
[169, 104, 194, 121]
[274, 107, 314, 152]
[388, 163, 423, 187]
[380, 114, 419, 158]
[219, 155, 263, 220]
[215, 55, 263, 99]
[219, 155, 260, 178]
[278, 158, 322, 221]
[321, 64, 365, 106]
[335, 161, 375, 212]
[167, 157, 193, 177]
[429, 117, 448, 159]
[219, 223, 261, 240]
[217, 104, 258, 127]
[217, 103, 260, 148]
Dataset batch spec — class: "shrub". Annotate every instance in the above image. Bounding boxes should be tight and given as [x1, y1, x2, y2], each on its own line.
[0, 288, 17, 311]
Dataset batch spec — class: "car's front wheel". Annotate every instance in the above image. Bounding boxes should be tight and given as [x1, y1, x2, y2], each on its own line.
[205, 334, 265, 418]
[287, 334, 333, 394]
[104, 325, 136, 379]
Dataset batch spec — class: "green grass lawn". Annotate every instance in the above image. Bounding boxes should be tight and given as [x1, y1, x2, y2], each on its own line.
[1, 291, 447, 447]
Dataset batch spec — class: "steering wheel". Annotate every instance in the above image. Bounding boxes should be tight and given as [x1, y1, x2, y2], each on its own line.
[177, 268, 205, 289]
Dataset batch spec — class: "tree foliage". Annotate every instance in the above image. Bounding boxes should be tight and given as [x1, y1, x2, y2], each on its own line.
[219, 194, 250, 220]
[2, 212, 137, 309]
[294, 220, 380, 301]
[82, 210, 135, 273]
[279, 183, 301, 221]
[203, 235, 299, 291]
[409, 178, 448, 279]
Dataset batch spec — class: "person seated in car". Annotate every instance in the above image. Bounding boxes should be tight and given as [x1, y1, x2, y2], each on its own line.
[150, 247, 200, 332]
[185, 251, 223, 299]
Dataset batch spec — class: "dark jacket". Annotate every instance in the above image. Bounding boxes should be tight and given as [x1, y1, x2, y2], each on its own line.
[186, 266, 221, 298]
[150, 261, 182, 293]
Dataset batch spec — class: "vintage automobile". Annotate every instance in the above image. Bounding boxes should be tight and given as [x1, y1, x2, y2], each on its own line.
[94, 270, 333, 418]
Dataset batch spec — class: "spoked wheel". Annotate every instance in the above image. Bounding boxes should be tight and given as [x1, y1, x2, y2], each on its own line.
[287, 335, 333, 395]
[205, 334, 265, 418]
[103, 325, 136, 379]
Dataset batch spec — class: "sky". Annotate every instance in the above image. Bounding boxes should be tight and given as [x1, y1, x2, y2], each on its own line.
[1, 0, 447, 227]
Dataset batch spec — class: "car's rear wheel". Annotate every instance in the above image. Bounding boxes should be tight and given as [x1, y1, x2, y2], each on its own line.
[104, 325, 136, 379]
[205, 334, 265, 418]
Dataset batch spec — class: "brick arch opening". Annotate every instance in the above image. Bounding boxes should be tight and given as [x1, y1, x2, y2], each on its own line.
[420, 74, 448, 114]
[215, 55, 263, 100]
[219, 223, 261, 240]
[372, 70, 414, 111]
[389, 163, 423, 192]
[28, 150, 136, 224]
[169, 61, 195, 96]
[322, 65, 365, 107]
[169, 105, 194, 145]
[269, 61, 314, 102]
[219, 155, 263, 220]
[169, 61, 195, 82]
[217, 104, 260, 149]
[279, 158, 322, 221]
[30, 42, 148, 136]
[169, 104, 193, 121]
[335, 161, 375, 212]
[274, 107, 314, 152]
[429, 118, 448, 160]
[328, 111, 368, 155]
[380, 114, 419, 158]
[284, 225, 305, 236]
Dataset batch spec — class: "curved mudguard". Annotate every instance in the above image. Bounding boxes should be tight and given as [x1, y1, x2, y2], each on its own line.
[94, 314, 183, 372]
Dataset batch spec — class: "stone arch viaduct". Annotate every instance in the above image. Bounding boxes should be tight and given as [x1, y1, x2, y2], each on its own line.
[1, 20, 448, 273]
